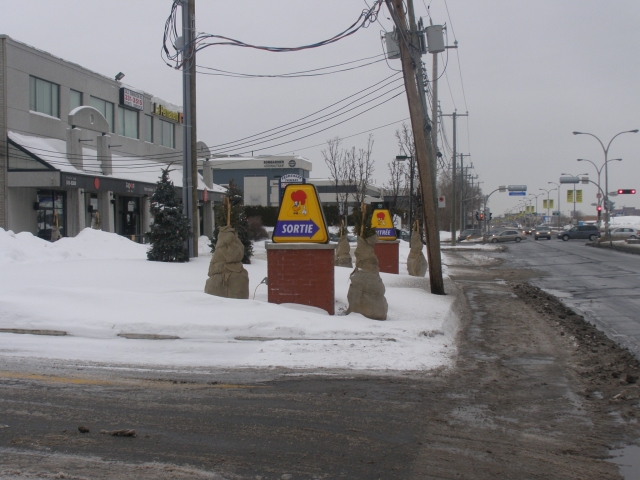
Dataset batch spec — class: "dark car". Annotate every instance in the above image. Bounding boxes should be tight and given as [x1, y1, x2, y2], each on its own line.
[534, 228, 552, 240]
[458, 229, 482, 241]
[557, 225, 600, 241]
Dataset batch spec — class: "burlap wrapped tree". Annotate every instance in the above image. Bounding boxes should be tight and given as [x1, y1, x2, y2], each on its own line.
[335, 221, 352, 268]
[407, 220, 428, 277]
[204, 199, 249, 299]
[346, 204, 388, 320]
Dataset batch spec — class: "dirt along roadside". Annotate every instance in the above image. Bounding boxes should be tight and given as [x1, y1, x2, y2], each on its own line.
[410, 248, 640, 478]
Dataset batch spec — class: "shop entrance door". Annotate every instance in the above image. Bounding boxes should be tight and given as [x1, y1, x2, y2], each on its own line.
[119, 196, 140, 240]
[36, 190, 66, 240]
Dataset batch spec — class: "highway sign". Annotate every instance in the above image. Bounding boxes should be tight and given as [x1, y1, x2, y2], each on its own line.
[509, 191, 526, 196]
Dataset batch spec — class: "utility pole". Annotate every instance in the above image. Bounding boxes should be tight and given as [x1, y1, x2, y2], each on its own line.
[189, 0, 199, 256]
[386, 0, 444, 295]
[180, 0, 195, 258]
[459, 154, 470, 232]
[441, 111, 468, 246]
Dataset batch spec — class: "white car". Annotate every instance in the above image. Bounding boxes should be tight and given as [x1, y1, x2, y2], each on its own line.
[609, 227, 638, 239]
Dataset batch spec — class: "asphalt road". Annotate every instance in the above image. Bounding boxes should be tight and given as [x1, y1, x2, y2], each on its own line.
[494, 237, 640, 358]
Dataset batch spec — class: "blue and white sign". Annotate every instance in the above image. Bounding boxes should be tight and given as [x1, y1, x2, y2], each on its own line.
[509, 191, 526, 196]
[274, 220, 320, 238]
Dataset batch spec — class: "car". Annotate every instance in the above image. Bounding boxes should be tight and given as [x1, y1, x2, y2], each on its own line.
[534, 228, 552, 240]
[524, 228, 534, 235]
[557, 225, 600, 241]
[458, 229, 482, 241]
[609, 227, 638, 240]
[488, 229, 527, 243]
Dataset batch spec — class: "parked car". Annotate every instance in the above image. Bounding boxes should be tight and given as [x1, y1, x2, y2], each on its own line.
[458, 229, 482, 241]
[557, 225, 600, 241]
[488, 229, 526, 243]
[534, 228, 552, 240]
[609, 227, 638, 240]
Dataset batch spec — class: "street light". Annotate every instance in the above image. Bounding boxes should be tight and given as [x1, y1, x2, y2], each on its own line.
[528, 192, 543, 225]
[539, 187, 556, 222]
[395, 155, 414, 230]
[560, 172, 588, 221]
[548, 182, 561, 228]
[577, 158, 621, 225]
[573, 129, 638, 240]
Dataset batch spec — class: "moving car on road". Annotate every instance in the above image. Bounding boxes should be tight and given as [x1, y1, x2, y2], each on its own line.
[458, 229, 482, 241]
[488, 229, 527, 243]
[609, 227, 638, 240]
[534, 228, 552, 240]
[557, 225, 600, 241]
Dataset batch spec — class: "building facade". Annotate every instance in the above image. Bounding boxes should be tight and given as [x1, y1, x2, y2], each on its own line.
[0, 35, 224, 241]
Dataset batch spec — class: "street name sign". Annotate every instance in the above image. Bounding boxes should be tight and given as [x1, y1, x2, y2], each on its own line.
[509, 191, 526, 196]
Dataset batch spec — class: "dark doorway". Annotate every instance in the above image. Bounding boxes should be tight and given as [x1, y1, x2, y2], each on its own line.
[119, 196, 140, 240]
[36, 190, 66, 240]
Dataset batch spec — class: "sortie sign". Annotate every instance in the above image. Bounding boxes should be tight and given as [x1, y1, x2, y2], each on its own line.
[272, 184, 328, 243]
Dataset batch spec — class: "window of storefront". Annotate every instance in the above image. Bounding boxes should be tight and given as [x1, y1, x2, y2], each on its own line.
[90, 96, 114, 133]
[159, 119, 175, 148]
[70, 89, 82, 111]
[29, 76, 59, 118]
[36, 190, 66, 240]
[118, 196, 140, 240]
[145, 114, 153, 143]
[117, 106, 139, 139]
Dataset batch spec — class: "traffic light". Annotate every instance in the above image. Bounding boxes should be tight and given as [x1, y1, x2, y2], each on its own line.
[479, 213, 485, 221]
[489, 212, 493, 220]
[475, 211, 479, 220]
[597, 205, 602, 212]
[617, 189, 637, 194]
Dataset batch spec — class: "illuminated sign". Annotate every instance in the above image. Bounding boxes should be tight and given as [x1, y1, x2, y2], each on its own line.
[119, 87, 144, 110]
[371, 209, 397, 241]
[153, 103, 183, 123]
[272, 184, 328, 243]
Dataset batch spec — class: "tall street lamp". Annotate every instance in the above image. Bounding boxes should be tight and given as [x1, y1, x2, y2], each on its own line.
[573, 129, 638, 238]
[395, 155, 414, 229]
[561, 172, 588, 221]
[528, 192, 543, 225]
[539, 187, 556, 222]
[548, 182, 561, 228]
[577, 158, 622, 226]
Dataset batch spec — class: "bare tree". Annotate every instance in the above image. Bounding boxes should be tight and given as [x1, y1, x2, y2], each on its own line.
[395, 123, 420, 227]
[353, 134, 375, 208]
[384, 158, 405, 222]
[321, 136, 343, 207]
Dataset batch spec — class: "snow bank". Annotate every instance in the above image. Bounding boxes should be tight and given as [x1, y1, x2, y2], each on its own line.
[0, 229, 458, 371]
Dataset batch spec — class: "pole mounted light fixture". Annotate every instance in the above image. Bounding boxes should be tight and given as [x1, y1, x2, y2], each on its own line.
[115, 72, 125, 82]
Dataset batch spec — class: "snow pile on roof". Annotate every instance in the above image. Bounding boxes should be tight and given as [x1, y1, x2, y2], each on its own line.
[8, 131, 226, 193]
[0, 230, 458, 371]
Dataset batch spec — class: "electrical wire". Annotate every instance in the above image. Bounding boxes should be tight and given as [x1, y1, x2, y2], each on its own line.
[196, 54, 387, 79]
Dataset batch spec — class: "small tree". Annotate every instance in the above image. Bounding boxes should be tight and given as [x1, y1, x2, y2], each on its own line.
[147, 166, 191, 262]
[210, 179, 253, 264]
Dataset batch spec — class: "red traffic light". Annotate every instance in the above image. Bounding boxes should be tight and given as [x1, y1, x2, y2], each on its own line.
[597, 205, 602, 212]
[617, 189, 636, 194]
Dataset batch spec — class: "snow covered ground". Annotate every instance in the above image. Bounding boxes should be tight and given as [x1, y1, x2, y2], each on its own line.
[0, 228, 460, 371]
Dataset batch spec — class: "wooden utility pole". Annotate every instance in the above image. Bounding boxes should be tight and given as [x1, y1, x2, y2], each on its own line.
[386, 0, 445, 294]
[189, 0, 199, 256]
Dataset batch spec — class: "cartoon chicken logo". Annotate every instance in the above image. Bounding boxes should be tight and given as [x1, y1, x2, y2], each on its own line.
[291, 190, 308, 215]
[376, 211, 386, 226]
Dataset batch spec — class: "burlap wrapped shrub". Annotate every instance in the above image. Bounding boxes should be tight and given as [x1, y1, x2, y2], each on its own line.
[346, 234, 388, 320]
[407, 230, 428, 277]
[204, 225, 249, 299]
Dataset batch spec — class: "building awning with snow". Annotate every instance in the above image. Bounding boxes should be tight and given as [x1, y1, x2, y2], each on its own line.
[7, 131, 226, 201]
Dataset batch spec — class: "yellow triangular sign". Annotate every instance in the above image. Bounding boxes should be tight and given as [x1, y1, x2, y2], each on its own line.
[371, 209, 397, 241]
[272, 184, 329, 243]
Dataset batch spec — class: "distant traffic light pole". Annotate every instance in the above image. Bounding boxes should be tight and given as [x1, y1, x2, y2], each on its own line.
[577, 158, 621, 226]
[573, 129, 638, 242]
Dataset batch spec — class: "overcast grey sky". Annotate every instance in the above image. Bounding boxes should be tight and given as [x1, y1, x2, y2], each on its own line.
[2, 0, 639, 215]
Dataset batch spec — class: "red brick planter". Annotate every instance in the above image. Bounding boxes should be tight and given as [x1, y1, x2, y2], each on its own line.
[374, 240, 400, 274]
[266, 243, 337, 315]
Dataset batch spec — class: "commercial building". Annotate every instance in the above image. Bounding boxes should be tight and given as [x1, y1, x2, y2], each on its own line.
[0, 35, 224, 241]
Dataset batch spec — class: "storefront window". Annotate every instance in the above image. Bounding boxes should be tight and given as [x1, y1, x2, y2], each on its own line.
[159, 119, 174, 148]
[36, 190, 66, 240]
[70, 89, 82, 111]
[145, 114, 153, 143]
[90, 96, 114, 133]
[29, 76, 59, 118]
[117, 106, 139, 139]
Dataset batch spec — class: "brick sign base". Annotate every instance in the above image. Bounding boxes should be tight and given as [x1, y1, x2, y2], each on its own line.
[266, 243, 337, 315]
[374, 240, 400, 274]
